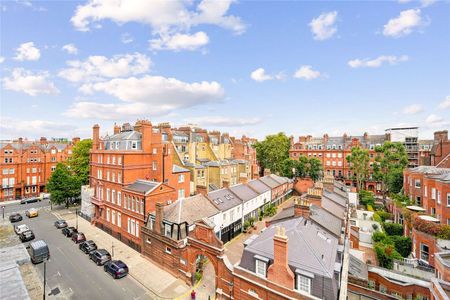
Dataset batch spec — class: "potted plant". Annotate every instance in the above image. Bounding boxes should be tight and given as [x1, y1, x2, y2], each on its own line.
[243, 220, 250, 233]
[249, 217, 256, 229]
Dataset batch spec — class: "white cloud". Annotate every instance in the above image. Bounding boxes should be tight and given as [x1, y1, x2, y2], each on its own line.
[383, 9, 423, 38]
[2, 68, 59, 96]
[70, 0, 245, 51]
[402, 104, 423, 115]
[14, 42, 41, 61]
[398, 0, 411, 3]
[421, 0, 436, 7]
[62, 43, 78, 55]
[0, 56, 4, 64]
[184, 116, 262, 127]
[425, 114, 448, 128]
[0, 117, 77, 139]
[58, 53, 151, 82]
[348, 55, 409, 68]
[150, 31, 209, 51]
[65, 75, 225, 119]
[121, 33, 133, 44]
[250, 68, 284, 82]
[309, 11, 338, 41]
[438, 95, 450, 109]
[293, 65, 321, 80]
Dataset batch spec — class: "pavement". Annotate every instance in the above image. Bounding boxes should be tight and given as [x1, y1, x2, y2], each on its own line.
[56, 207, 190, 299]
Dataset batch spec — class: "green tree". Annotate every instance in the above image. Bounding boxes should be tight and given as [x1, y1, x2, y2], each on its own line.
[346, 147, 370, 192]
[254, 133, 290, 175]
[307, 157, 322, 182]
[390, 236, 412, 258]
[373, 142, 409, 197]
[68, 139, 92, 185]
[295, 156, 308, 178]
[280, 158, 295, 177]
[46, 163, 80, 207]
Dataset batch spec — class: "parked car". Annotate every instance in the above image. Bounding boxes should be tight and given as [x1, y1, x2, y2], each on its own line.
[9, 213, 23, 223]
[19, 230, 35, 242]
[90, 249, 111, 266]
[27, 240, 49, 264]
[79, 240, 97, 254]
[54, 220, 68, 229]
[25, 208, 38, 218]
[62, 227, 78, 237]
[15, 224, 30, 235]
[20, 197, 40, 204]
[71, 232, 86, 244]
[103, 260, 129, 279]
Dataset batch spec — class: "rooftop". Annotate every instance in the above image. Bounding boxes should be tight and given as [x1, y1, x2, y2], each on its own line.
[123, 180, 160, 194]
[229, 183, 259, 202]
[207, 188, 243, 211]
[162, 194, 219, 225]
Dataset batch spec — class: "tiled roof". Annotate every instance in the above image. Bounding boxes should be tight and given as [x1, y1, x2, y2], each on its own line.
[172, 165, 189, 173]
[162, 194, 219, 225]
[258, 176, 281, 189]
[247, 179, 271, 194]
[323, 189, 347, 207]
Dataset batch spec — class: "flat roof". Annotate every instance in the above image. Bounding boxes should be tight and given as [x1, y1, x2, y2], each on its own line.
[406, 205, 426, 212]
[418, 215, 440, 222]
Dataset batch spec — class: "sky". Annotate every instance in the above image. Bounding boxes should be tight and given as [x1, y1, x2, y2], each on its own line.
[1, 0, 449, 141]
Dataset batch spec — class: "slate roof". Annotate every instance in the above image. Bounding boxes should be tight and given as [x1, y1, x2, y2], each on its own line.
[207, 188, 243, 211]
[247, 179, 271, 194]
[229, 184, 259, 202]
[269, 174, 289, 184]
[321, 197, 346, 219]
[162, 194, 219, 225]
[409, 166, 450, 175]
[124, 180, 160, 194]
[103, 131, 141, 141]
[258, 176, 281, 189]
[240, 217, 339, 278]
[323, 189, 347, 207]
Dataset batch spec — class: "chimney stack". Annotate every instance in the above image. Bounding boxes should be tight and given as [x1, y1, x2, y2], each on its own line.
[40, 137, 47, 144]
[323, 133, 329, 144]
[294, 198, 311, 219]
[267, 226, 295, 289]
[113, 123, 121, 135]
[154, 202, 164, 234]
[363, 132, 369, 141]
[92, 124, 100, 150]
[140, 120, 153, 153]
[434, 130, 448, 143]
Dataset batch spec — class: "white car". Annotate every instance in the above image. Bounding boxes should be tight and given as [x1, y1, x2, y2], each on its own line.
[15, 224, 30, 235]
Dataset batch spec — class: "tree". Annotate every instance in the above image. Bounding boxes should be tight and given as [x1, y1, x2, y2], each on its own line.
[280, 158, 295, 177]
[346, 147, 370, 192]
[307, 157, 322, 182]
[68, 139, 92, 185]
[254, 133, 290, 175]
[373, 142, 409, 197]
[46, 163, 80, 207]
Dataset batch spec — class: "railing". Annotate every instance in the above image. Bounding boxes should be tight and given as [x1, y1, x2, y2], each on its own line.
[394, 258, 435, 273]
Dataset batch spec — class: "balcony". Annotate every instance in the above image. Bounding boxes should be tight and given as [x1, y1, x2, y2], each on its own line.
[91, 196, 105, 207]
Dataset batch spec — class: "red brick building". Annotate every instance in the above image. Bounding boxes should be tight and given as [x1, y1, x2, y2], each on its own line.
[404, 166, 450, 225]
[0, 137, 78, 202]
[431, 130, 450, 168]
[231, 135, 260, 179]
[89, 120, 190, 251]
[289, 133, 387, 193]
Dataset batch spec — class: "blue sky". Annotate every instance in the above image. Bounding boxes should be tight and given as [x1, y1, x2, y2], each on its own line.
[1, 0, 449, 140]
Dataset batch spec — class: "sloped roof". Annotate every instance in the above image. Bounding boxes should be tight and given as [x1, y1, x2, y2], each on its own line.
[229, 184, 259, 202]
[172, 165, 189, 173]
[321, 197, 346, 219]
[241, 217, 339, 278]
[103, 131, 141, 141]
[258, 176, 281, 189]
[124, 180, 160, 194]
[247, 179, 271, 194]
[207, 188, 242, 211]
[323, 189, 347, 207]
[162, 194, 219, 225]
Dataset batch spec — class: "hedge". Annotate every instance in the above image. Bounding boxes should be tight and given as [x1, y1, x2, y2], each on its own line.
[382, 222, 403, 236]
[413, 216, 450, 239]
[374, 242, 402, 269]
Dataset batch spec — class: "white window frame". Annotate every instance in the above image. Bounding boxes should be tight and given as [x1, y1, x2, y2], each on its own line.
[296, 275, 311, 294]
[117, 192, 121, 206]
[117, 213, 121, 228]
[106, 208, 110, 222]
[255, 259, 266, 278]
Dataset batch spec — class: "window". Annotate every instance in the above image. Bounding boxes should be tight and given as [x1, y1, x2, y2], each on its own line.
[420, 243, 429, 262]
[2, 169, 7, 175]
[431, 188, 436, 200]
[107, 171, 110, 181]
[178, 188, 185, 199]
[164, 224, 171, 237]
[368, 280, 375, 289]
[255, 259, 266, 277]
[152, 161, 157, 171]
[112, 156, 116, 164]
[380, 285, 387, 293]
[118, 172, 122, 183]
[97, 169, 102, 179]
[111, 211, 116, 225]
[111, 190, 116, 204]
[118, 156, 122, 165]
[296, 275, 311, 294]
[146, 238, 152, 244]
[117, 213, 121, 227]
[111, 172, 115, 182]
[32, 167, 37, 173]
[152, 148, 157, 154]
[424, 185, 428, 197]
[437, 191, 441, 205]
[106, 208, 110, 222]
[140, 200, 144, 214]
[136, 221, 139, 238]
[117, 192, 121, 206]
[9, 168, 14, 174]
[415, 180, 421, 188]
[106, 189, 110, 202]
[178, 174, 184, 183]
[51, 166, 56, 172]
[165, 247, 172, 254]
[130, 219, 135, 235]
[107, 156, 110, 164]
[447, 193, 450, 206]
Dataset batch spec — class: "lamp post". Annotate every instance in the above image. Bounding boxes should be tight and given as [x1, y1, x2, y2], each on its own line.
[75, 208, 78, 230]
[2, 206, 5, 219]
[43, 260, 47, 300]
[112, 241, 114, 258]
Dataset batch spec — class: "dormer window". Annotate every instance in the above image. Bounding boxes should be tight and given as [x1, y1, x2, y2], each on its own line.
[296, 275, 311, 294]
[254, 255, 269, 278]
[131, 141, 137, 149]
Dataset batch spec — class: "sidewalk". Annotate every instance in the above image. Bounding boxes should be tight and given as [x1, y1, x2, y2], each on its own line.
[53, 208, 190, 299]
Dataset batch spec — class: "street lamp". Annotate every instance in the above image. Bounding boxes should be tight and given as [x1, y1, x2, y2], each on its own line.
[2, 206, 5, 219]
[43, 259, 47, 300]
[111, 241, 114, 258]
[75, 208, 78, 230]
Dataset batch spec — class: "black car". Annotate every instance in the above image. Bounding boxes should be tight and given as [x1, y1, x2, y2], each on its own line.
[54, 220, 68, 229]
[62, 227, 78, 237]
[20, 197, 40, 204]
[79, 240, 97, 254]
[19, 230, 35, 242]
[9, 213, 23, 223]
[90, 249, 111, 266]
[104, 260, 128, 279]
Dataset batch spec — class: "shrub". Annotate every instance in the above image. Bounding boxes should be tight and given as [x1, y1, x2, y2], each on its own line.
[390, 236, 412, 258]
[243, 221, 250, 231]
[367, 205, 374, 212]
[383, 222, 403, 236]
[359, 190, 375, 208]
[377, 211, 392, 222]
[373, 213, 382, 223]
[413, 216, 450, 239]
[249, 217, 256, 227]
[194, 271, 202, 282]
[374, 242, 402, 269]
[372, 231, 391, 244]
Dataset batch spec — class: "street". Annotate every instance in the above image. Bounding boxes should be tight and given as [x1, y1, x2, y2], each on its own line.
[3, 203, 150, 300]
